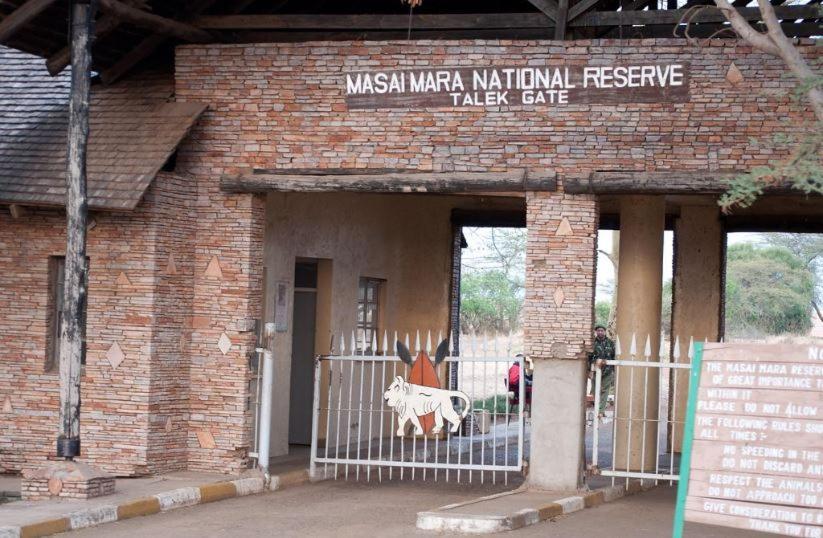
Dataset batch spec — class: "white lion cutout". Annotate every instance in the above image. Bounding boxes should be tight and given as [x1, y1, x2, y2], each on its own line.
[383, 376, 471, 436]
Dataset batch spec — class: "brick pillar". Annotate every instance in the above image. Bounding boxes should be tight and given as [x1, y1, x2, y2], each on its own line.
[524, 192, 598, 491]
[669, 204, 724, 452]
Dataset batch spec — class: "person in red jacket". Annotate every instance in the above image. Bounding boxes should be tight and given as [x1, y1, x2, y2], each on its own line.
[507, 354, 532, 417]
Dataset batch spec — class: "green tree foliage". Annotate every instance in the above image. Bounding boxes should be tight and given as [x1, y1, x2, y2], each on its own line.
[460, 269, 522, 334]
[719, 129, 822, 211]
[595, 301, 611, 329]
[725, 244, 816, 337]
[763, 233, 823, 323]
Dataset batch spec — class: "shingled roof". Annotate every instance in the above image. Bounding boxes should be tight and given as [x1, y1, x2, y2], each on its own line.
[0, 46, 206, 211]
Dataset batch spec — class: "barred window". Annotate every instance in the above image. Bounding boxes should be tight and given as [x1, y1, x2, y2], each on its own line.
[357, 277, 383, 353]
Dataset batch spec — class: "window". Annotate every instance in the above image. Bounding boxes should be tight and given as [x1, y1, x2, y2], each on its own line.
[357, 277, 383, 353]
[46, 256, 87, 372]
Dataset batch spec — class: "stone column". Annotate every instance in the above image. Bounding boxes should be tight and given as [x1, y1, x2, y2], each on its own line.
[669, 204, 724, 451]
[524, 192, 598, 491]
[614, 195, 665, 472]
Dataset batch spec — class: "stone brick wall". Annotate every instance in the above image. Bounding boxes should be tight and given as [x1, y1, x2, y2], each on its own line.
[0, 173, 194, 476]
[21, 477, 115, 500]
[170, 38, 814, 470]
[523, 192, 599, 361]
[172, 137, 265, 473]
[175, 39, 814, 180]
[3, 38, 814, 477]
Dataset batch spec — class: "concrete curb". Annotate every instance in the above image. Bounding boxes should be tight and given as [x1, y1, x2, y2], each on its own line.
[0, 472, 315, 538]
[417, 479, 656, 534]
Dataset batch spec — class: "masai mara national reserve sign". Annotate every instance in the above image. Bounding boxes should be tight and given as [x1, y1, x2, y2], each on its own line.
[345, 63, 690, 109]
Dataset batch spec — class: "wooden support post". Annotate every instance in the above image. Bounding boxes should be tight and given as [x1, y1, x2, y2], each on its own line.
[57, 0, 93, 460]
[554, 0, 569, 39]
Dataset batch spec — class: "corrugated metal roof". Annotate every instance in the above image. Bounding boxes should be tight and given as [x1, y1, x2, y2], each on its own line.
[0, 46, 206, 211]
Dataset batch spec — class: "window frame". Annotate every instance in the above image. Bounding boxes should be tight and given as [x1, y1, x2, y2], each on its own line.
[356, 277, 384, 354]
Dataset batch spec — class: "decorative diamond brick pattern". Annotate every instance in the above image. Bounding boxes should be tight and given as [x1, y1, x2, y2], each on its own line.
[524, 192, 598, 360]
[106, 342, 126, 369]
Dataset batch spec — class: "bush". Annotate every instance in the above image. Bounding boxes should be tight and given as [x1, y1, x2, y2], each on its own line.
[460, 269, 522, 334]
[725, 244, 815, 337]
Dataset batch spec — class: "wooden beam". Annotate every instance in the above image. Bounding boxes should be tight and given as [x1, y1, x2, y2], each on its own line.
[564, 171, 770, 194]
[8, 203, 28, 218]
[602, 20, 820, 38]
[724, 214, 823, 233]
[527, 0, 560, 21]
[99, 0, 252, 85]
[97, 0, 212, 42]
[233, 28, 556, 42]
[252, 167, 408, 176]
[620, 0, 658, 13]
[572, 4, 820, 26]
[451, 209, 527, 227]
[195, 13, 555, 30]
[46, 0, 145, 76]
[568, 0, 603, 22]
[555, 0, 569, 39]
[194, 5, 818, 32]
[221, 170, 557, 194]
[0, 0, 58, 43]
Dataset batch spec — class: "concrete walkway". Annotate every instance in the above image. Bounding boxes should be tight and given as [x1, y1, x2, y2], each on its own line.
[61, 480, 769, 537]
[68, 477, 518, 537]
[0, 471, 232, 529]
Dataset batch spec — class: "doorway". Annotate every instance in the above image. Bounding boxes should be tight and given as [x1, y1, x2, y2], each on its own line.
[289, 260, 318, 445]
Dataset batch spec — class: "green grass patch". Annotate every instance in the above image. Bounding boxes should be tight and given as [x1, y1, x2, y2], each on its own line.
[474, 394, 510, 414]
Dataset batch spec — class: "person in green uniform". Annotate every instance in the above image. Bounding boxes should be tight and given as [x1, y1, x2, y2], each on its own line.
[588, 325, 615, 417]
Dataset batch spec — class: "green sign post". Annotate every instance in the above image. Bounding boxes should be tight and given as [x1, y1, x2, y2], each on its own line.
[672, 342, 703, 538]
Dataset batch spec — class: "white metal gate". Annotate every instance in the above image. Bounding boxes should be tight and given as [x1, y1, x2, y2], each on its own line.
[309, 331, 526, 484]
[590, 334, 698, 486]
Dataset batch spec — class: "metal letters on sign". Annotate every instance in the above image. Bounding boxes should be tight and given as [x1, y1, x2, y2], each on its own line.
[345, 63, 690, 109]
[674, 343, 823, 538]
[388, 339, 470, 436]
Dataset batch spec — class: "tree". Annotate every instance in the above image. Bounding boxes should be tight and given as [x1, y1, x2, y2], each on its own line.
[487, 228, 526, 290]
[704, 0, 822, 210]
[595, 301, 611, 329]
[763, 233, 823, 322]
[725, 243, 816, 337]
[460, 269, 523, 334]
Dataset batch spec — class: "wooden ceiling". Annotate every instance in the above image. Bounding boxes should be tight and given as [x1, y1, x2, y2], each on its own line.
[0, 0, 819, 83]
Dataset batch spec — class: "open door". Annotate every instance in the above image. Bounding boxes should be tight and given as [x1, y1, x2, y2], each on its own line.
[289, 261, 318, 445]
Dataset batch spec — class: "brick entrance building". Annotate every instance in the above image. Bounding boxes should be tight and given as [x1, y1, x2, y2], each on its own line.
[0, 3, 820, 490]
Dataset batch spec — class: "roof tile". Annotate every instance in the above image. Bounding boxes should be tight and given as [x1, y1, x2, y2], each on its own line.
[0, 46, 207, 211]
